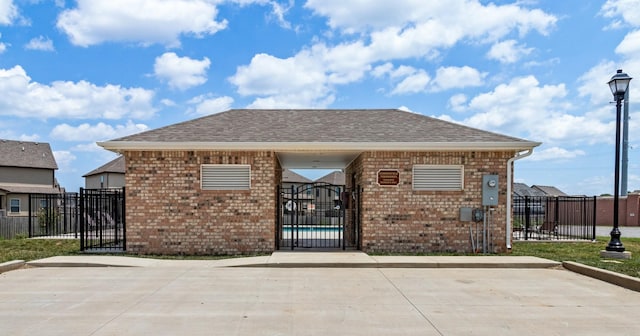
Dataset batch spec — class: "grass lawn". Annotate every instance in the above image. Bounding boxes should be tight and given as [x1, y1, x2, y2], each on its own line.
[511, 236, 640, 278]
[0, 239, 79, 264]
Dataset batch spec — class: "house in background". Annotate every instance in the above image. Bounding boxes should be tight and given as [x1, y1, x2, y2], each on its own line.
[83, 156, 125, 189]
[0, 139, 61, 217]
[531, 185, 568, 197]
[513, 183, 568, 198]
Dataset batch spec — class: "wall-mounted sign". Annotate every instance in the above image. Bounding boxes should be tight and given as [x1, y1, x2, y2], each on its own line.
[377, 170, 400, 186]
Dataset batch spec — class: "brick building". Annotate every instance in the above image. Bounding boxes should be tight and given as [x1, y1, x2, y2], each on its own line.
[99, 109, 539, 255]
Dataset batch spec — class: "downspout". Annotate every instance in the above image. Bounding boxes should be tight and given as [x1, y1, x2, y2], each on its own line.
[506, 149, 534, 249]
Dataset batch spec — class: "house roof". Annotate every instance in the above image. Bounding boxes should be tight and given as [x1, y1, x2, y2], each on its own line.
[316, 171, 345, 185]
[99, 109, 540, 152]
[282, 169, 312, 183]
[0, 139, 58, 170]
[83, 156, 125, 177]
[513, 183, 547, 197]
[0, 184, 61, 194]
[532, 185, 568, 197]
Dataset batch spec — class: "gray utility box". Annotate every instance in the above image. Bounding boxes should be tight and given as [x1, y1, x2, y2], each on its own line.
[482, 175, 499, 206]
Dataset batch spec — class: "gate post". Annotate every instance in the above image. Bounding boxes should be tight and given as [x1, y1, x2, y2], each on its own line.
[79, 188, 85, 251]
[290, 185, 295, 250]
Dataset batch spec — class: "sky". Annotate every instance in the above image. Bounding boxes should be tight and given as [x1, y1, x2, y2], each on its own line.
[1, 0, 640, 196]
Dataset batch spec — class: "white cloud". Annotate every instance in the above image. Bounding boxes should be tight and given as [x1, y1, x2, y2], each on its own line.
[616, 29, 640, 56]
[448, 93, 468, 112]
[527, 147, 586, 162]
[0, 65, 157, 120]
[230, 1, 557, 107]
[56, 0, 228, 47]
[487, 40, 533, 63]
[601, 0, 640, 28]
[24, 36, 54, 51]
[229, 51, 334, 107]
[52, 150, 76, 170]
[50, 121, 148, 142]
[154, 52, 211, 90]
[304, 0, 556, 38]
[390, 70, 430, 95]
[431, 66, 486, 91]
[187, 95, 234, 115]
[577, 60, 617, 105]
[0, 32, 7, 53]
[0, 0, 18, 25]
[450, 75, 615, 145]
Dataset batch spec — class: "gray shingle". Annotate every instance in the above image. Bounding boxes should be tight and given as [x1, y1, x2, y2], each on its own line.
[110, 109, 535, 144]
[83, 156, 125, 177]
[0, 139, 58, 169]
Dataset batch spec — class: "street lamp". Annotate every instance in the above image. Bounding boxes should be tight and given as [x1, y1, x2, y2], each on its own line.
[606, 69, 632, 252]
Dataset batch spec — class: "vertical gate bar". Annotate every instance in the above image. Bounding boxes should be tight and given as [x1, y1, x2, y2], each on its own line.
[28, 194, 33, 238]
[122, 187, 126, 251]
[553, 196, 560, 238]
[79, 188, 85, 251]
[524, 196, 530, 240]
[290, 185, 294, 250]
[592, 196, 597, 241]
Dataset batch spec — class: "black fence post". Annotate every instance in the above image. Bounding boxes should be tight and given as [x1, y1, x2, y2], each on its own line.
[79, 188, 85, 251]
[524, 196, 530, 241]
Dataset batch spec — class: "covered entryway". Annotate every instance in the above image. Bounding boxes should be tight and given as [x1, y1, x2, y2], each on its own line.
[277, 182, 359, 250]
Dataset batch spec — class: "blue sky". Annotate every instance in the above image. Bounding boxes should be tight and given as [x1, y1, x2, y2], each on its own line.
[1, 0, 639, 196]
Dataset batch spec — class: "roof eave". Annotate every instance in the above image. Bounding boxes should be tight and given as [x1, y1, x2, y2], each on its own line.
[98, 141, 541, 152]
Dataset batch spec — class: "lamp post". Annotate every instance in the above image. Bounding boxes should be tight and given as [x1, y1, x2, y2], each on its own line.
[606, 69, 632, 252]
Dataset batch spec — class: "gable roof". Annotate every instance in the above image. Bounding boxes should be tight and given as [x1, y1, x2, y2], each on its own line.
[316, 171, 345, 185]
[532, 185, 568, 197]
[83, 156, 125, 177]
[513, 183, 547, 197]
[99, 109, 540, 152]
[282, 169, 312, 183]
[0, 139, 58, 170]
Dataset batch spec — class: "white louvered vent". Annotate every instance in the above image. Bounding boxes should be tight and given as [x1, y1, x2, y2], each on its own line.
[413, 165, 464, 191]
[201, 165, 251, 190]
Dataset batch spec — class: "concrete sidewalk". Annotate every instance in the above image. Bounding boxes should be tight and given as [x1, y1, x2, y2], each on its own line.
[24, 252, 561, 269]
[1, 253, 639, 335]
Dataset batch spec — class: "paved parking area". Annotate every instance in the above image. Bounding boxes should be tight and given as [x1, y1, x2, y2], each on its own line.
[1, 261, 639, 335]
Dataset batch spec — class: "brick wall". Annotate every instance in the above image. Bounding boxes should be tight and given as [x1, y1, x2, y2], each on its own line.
[346, 151, 512, 254]
[596, 193, 640, 227]
[124, 150, 277, 255]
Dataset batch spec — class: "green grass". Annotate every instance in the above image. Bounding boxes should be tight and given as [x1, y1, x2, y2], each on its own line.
[0, 238, 80, 263]
[511, 237, 640, 278]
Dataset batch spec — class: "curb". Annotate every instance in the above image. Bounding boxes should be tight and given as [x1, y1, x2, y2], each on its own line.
[235, 261, 561, 268]
[0, 260, 26, 274]
[27, 261, 131, 268]
[563, 261, 640, 292]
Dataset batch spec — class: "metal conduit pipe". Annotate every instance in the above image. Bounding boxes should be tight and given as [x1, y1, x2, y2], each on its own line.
[506, 149, 534, 249]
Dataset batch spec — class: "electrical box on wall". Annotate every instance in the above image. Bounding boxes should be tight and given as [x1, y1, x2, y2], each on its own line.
[482, 175, 499, 206]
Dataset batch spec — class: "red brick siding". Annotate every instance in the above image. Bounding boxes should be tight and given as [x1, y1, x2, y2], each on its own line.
[124, 150, 277, 255]
[347, 151, 512, 253]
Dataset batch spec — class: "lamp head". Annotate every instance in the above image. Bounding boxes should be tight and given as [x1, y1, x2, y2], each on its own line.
[608, 69, 632, 100]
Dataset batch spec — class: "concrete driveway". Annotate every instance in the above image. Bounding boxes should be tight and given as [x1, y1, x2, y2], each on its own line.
[1, 255, 639, 335]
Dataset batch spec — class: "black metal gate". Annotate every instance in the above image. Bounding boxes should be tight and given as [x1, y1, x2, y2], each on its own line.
[277, 182, 359, 250]
[79, 188, 126, 252]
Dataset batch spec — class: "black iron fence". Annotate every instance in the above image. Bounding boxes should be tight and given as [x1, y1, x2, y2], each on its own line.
[0, 193, 79, 239]
[513, 196, 596, 241]
[79, 188, 126, 252]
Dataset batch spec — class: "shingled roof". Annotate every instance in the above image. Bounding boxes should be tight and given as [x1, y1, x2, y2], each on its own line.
[0, 139, 58, 169]
[100, 109, 539, 151]
[83, 156, 125, 177]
